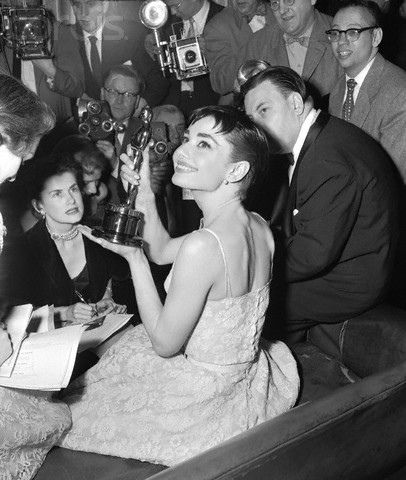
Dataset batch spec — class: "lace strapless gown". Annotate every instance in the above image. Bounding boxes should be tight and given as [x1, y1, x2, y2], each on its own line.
[60, 231, 299, 466]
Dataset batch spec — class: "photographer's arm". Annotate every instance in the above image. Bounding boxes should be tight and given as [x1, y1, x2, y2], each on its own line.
[120, 150, 186, 265]
[33, 22, 84, 98]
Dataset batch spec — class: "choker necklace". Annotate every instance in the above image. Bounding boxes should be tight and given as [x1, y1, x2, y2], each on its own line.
[200, 196, 241, 228]
[46, 223, 79, 241]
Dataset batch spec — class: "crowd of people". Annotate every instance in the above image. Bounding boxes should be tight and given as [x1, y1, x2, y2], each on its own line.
[0, 0, 405, 478]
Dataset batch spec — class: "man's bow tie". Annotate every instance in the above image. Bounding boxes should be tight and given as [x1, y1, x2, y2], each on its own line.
[284, 35, 310, 47]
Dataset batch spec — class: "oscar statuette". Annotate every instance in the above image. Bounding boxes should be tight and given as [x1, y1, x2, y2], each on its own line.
[92, 107, 153, 246]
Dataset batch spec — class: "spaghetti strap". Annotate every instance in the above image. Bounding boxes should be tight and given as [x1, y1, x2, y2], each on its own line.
[202, 228, 232, 298]
[251, 211, 269, 225]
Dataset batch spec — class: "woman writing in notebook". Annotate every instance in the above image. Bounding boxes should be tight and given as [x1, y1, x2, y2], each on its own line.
[60, 105, 299, 465]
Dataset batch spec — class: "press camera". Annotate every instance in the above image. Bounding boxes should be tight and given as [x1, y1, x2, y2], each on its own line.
[0, 1, 52, 59]
[140, 0, 209, 81]
[77, 99, 126, 141]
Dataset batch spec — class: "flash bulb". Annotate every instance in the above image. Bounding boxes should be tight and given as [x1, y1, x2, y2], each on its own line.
[139, 0, 168, 30]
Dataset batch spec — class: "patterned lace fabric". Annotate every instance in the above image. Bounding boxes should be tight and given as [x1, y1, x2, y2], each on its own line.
[60, 264, 299, 466]
[0, 388, 71, 480]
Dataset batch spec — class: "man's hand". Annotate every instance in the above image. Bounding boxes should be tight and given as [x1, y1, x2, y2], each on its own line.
[144, 33, 160, 60]
[97, 140, 116, 162]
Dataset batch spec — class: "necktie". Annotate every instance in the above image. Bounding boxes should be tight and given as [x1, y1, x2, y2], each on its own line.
[284, 35, 310, 47]
[89, 35, 102, 87]
[342, 78, 357, 122]
[185, 17, 196, 38]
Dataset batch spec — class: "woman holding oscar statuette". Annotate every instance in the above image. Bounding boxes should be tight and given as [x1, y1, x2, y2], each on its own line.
[59, 106, 299, 466]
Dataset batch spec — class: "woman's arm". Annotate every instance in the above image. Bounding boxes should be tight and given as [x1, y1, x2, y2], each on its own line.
[120, 150, 186, 265]
[80, 227, 219, 357]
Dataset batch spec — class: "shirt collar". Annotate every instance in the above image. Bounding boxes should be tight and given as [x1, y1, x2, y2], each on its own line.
[345, 55, 376, 88]
[191, 0, 210, 33]
[292, 108, 320, 162]
[284, 20, 314, 42]
[85, 23, 104, 41]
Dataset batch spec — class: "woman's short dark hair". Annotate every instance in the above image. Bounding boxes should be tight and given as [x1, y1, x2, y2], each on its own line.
[28, 153, 84, 202]
[241, 65, 309, 102]
[188, 105, 272, 195]
[337, 0, 382, 26]
[0, 74, 55, 156]
[53, 134, 110, 175]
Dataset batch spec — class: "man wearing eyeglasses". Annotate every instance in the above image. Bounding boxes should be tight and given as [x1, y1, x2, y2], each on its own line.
[244, 0, 342, 107]
[328, 0, 406, 183]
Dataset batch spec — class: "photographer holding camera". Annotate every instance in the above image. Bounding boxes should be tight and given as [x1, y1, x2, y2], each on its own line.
[145, 0, 223, 119]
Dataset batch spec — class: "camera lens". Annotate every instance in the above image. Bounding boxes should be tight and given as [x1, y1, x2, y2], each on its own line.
[154, 141, 168, 155]
[102, 120, 113, 132]
[78, 123, 90, 136]
[88, 101, 102, 115]
[185, 49, 196, 64]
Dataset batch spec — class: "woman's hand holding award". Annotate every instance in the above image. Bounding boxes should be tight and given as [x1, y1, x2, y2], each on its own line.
[92, 107, 153, 246]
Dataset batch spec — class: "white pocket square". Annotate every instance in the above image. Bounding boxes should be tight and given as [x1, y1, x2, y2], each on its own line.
[293, 209, 299, 216]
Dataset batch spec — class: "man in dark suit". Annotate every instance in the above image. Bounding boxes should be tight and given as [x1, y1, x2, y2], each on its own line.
[328, 0, 406, 183]
[68, 0, 168, 106]
[242, 65, 399, 341]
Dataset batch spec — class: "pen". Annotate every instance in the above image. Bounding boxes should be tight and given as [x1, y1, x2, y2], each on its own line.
[74, 290, 98, 317]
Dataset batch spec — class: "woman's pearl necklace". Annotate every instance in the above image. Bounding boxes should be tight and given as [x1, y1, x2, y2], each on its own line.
[46, 223, 79, 241]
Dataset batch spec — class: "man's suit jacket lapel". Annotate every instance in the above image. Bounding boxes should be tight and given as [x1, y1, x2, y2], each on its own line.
[351, 53, 385, 128]
[329, 53, 385, 126]
[284, 112, 330, 237]
[267, 29, 290, 68]
[302, 11, 331, 81]
[329, 72, 346, 117]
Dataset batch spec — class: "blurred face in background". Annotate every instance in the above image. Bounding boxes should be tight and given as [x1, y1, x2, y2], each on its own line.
[234, 0, 261, 18]
[272, 0, 316, 37]
[82, 167, 102, 196]
[164, 0, 203, 20]
[71, 0, 109, 33]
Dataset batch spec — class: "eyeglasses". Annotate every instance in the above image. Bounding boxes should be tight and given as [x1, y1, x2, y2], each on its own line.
[325, 26, 377, 43]
[270, 0, 296, 11]
[103, 87, 139, 99]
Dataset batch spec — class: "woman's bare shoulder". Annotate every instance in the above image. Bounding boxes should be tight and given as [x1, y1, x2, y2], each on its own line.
[249, 212, 275, 252]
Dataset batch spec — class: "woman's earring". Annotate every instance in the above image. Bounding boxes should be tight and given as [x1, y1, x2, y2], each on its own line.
[40, 210, 46, 219]
[224, 179, 229, 185]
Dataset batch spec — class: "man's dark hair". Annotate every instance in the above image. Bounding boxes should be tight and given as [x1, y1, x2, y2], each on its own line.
[241, 65, 309, 102]
[336, 0, 382, 26]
